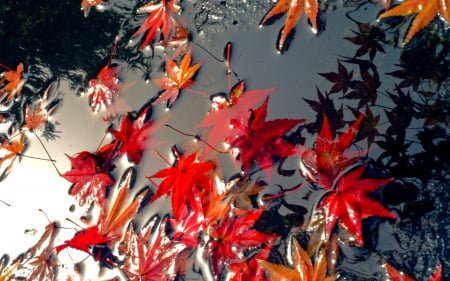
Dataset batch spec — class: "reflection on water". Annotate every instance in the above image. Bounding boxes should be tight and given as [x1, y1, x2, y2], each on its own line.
[0, 0, 449, 280]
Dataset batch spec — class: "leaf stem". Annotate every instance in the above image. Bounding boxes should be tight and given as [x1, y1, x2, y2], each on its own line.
[33, 131, 61, 175]
[164, 124, 228, 154]
[0, 199, 10, 206]
[18, 153, 56, 162]
[0, 63, 13, 72]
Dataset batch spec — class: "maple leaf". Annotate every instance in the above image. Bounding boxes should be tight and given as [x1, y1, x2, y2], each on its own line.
[344, 23, 386, 61]
[259, 237, 336, 281]
[168, 195, 208, 247]
[226, 97, 304, 178]
[80, 0, 105, 17]
[319, 61, 354, 95]
[109, 104, 168, 164]
[341, 61, 381, 109]
[57, 168, 145, 258]
[303, 88, 344, 136]
[18, 222, 58, 281]
[0, 133, 27, 181]
[55, 225, 113, 256]
[120, 219, 186, 281]
[318, 164, 396, 245]
[0, 255, 19, 281]
[132, 0, 189, 50]
[385, 263, 442, 281]
[147, 149, 216, 219]
[207, 208, 276, 277]
[86, 41, 132, 120]
[152, 47, 202, 107]
[97, 168, 144, 241]
[299, 113, 366, 189]
[229, 242, 272, 281]
[378, 0, 450, 45]
[196, 81, 275, 156]
[222, 176, 265, 213]
[259, 0, 319, 53]
[22, 83, 60, 135]
[349, 106, 380, 146]
[0, 62, 25, 104]
[62, 151, 115, 206]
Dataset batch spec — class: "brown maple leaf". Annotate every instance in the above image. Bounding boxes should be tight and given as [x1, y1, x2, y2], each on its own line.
[260, 0, 319, 53]
[152, 47, 202, 107]
[18, 222, 58, 281]
[378, 0, 450, 45]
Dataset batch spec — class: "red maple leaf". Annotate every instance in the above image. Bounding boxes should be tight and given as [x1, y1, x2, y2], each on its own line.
[385, 263, 442, 281]
[299, 113, 366, 189]
[132, 0, 189, 50]
[196, 82, 275, 156]
[86, 40, 131, 117]
[168, 195, 208, 247]
[147, 149, 216, 219]
[207, 208, 276, 278]
[57, 168, 144, 256]
[318, 164, 396, 245]
[226, 97, 304, 178]
[109, 104, 168, 164]
[62, 151, 115, 206]
[152, 47, 202, 108]
[55, 225, 112, 256]
[229, 242, 272, 281]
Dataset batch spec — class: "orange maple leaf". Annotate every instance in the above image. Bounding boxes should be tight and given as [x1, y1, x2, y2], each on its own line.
[80, 0, 105, 17]
[23, 83, 59, 134]
[152, 47, 202, 107]
[0, 133, 27, 181]
[260, 0, 319, 53]
[378, 0, 450, 45]
[258, 237, 336, 281]
[0, 62, 25, 104]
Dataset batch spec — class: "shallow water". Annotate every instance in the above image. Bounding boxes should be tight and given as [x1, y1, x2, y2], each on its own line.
[0, 0, 449, 280]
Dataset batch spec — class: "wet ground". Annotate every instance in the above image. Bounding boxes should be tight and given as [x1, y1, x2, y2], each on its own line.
[0, 0, 449, 280]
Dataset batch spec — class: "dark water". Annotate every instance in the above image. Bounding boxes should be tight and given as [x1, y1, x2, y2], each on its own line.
[0, 0, 449, 280]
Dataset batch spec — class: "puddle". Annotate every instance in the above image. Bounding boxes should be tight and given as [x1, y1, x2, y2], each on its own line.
[0, 0, 449, 280]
